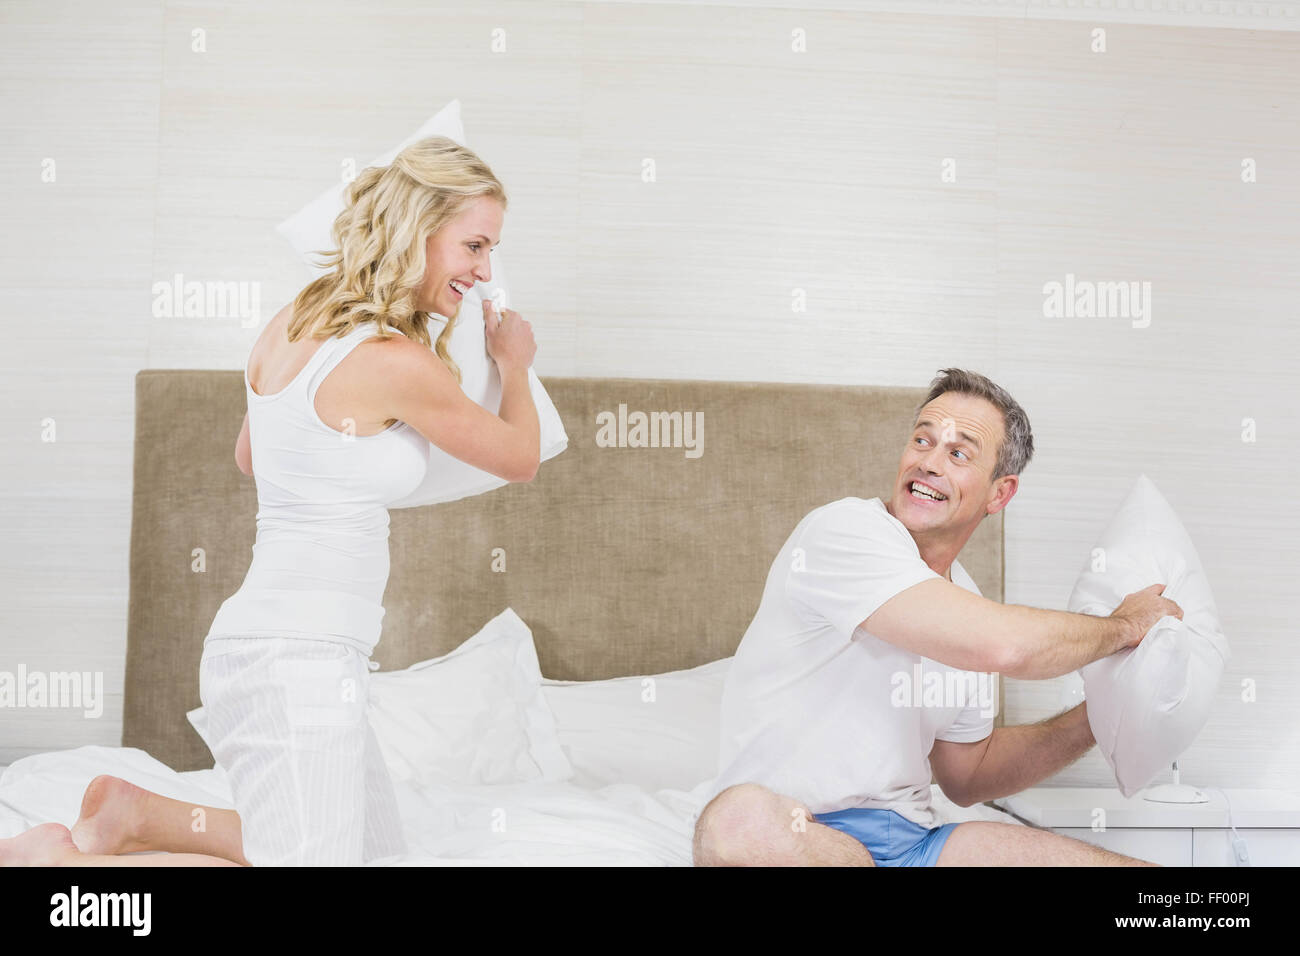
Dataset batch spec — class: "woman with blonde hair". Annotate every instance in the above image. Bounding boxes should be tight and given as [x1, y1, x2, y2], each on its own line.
[0, 136, 540, 866]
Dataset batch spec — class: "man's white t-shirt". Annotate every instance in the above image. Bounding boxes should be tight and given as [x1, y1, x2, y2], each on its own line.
[710, 496, 996, 829]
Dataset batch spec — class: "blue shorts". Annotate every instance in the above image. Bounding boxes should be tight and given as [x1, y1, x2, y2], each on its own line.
[812, 808, 957, 867]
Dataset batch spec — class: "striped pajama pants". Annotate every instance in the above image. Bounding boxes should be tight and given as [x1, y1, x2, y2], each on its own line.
[199, 636, 407, 866]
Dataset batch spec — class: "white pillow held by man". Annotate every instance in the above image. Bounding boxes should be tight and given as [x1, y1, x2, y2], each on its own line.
[1067, 474, 1230, 797]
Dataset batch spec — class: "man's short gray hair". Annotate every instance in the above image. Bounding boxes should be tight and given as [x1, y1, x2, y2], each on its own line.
[916, 369, 1034, 479]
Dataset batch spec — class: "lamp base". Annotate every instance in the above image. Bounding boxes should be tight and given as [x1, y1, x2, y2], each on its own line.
[1141, 783, 1210, 804]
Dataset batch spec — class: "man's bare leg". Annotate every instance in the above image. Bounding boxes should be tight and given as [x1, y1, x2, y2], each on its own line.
[693, 783, 876, 866]
[936, 821, 1158, 866]
[0, 823, 242, 867]
[70, 775, 250, 866]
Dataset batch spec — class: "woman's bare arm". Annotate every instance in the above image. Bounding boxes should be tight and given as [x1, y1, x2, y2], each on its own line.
[379, 336, 539, 483]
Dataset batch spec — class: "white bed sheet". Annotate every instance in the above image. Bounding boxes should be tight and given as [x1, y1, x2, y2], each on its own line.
[0, 745, 1021, 865]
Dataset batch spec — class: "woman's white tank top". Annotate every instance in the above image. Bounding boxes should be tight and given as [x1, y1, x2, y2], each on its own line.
[206, 321, 430, 657]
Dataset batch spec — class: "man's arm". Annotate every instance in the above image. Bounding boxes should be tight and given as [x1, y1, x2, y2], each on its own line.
[929, 703, 1094, 807]
[863, 579, 1182, 680]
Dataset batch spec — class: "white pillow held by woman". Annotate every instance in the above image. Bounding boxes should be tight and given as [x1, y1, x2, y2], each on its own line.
[274, 100, 568, 507]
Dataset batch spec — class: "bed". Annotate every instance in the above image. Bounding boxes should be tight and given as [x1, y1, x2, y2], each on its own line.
[0, 373, 1021, 864]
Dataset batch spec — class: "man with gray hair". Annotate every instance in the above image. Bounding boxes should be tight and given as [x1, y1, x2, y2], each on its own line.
[693, 369, 1182, 866]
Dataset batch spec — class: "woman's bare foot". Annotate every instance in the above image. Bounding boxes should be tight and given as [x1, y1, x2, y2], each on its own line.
[70, 775, 152, 855]
[0, 822, 81, 866]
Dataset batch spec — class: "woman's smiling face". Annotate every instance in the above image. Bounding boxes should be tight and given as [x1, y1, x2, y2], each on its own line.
[416, 196, 504, 317]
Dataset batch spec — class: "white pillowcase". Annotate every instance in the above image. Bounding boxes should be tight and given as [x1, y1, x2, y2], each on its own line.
[366, 608, 571, 786]
[1067, 474, 1230, 796]
[541, 657, 732, 793]
[187, 608, 572, 787]
[273, 99, 569, 507]
[275, 99, 466, 280]
[386, 260, 570, 508]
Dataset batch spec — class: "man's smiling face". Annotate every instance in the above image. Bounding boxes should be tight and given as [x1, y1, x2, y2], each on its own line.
[889, 391, 1017, 539]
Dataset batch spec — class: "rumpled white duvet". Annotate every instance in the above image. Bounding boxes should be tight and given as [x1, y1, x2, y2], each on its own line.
[0, 610, 1020, 865]
[0, 746, 710, 865]
[0, 749, 1014, 866]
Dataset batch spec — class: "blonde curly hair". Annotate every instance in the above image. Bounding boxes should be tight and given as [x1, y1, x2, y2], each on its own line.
[287, 135, 508, 386]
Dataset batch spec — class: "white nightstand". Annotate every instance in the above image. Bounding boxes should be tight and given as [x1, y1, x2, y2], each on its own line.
[992, 787, 1300, 866]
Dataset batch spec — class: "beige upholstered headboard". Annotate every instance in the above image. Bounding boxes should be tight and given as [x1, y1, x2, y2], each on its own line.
[125, 373, 1004, 772]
